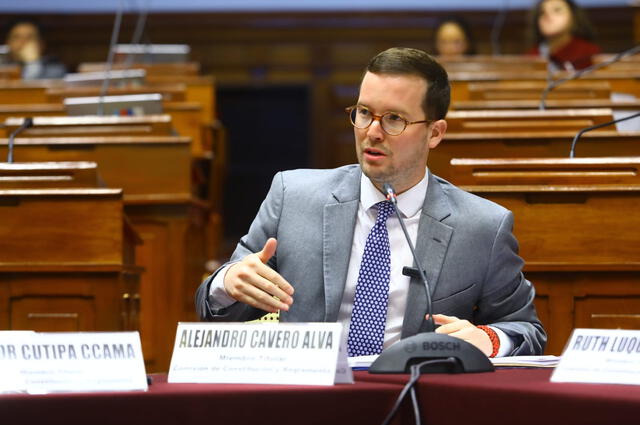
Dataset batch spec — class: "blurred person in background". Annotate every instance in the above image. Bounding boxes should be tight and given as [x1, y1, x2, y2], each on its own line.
[4, 18, 67, 79]
[527, 0, 600, 71]
[434, 16, 477, 57]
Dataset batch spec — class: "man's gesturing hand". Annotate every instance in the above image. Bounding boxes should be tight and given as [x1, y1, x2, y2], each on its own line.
[432, 314, 493, 357]
[223, 238, 294, 313]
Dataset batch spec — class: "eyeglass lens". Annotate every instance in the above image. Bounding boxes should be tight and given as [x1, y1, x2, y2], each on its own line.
[350, 106, 406, 135]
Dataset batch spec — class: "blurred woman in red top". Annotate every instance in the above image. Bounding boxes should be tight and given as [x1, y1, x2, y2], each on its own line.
[528, 0, 601, 71]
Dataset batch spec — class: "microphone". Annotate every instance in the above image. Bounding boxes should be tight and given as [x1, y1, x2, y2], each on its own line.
[569, 111, 640, 158]
[97, 0, 125, 116]
[7, 117, 33, 163]
[124, 0, 150, 68]
[540, 44, 640, 110]
[383, 183, 435, 332]
[369, 182, 494, 374]
[490, 0, 510, 56]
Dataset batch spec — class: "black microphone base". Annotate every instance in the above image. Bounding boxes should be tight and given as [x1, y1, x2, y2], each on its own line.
[369, 333, 494, 374]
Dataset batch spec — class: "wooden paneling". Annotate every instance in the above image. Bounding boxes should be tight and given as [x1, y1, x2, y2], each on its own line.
[445, 108, 614, 133]
[0, 137, 203, 372]
[4, 8, 631, 170]
[0, 189, 125, 266]
[0, 136, 191, 202]
[0, 161, 99, 189]
[452, 157, 640, 354]
[0, 187, 140, 339]
[1, 115, 173, 139]
[574, 296, 640, 330]
[430, 130, 640, 182]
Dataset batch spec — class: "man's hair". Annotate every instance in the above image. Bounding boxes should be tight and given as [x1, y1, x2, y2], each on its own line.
[364, 47, 450, 121]
[529, 0, 596, 45]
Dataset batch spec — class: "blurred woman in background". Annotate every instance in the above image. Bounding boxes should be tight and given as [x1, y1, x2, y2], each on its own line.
[528, 0, 600, 71]
[434, 16, 477, 58]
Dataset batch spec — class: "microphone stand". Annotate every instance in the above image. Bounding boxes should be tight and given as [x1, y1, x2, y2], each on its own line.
[97, 0, 125, 116]
[383, 183, 435, 333]
[368, 183, 494, 374]
[7, 117, 33, 163]
[569, 111, 640, 158]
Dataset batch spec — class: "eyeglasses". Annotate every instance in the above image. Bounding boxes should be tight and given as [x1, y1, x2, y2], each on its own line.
[345, 105, 429, 136]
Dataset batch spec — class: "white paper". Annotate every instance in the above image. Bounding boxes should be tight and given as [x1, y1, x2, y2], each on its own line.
[490, 355, 560, 368]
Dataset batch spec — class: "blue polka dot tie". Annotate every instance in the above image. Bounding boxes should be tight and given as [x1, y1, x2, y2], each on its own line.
[347, 200, 395, 357]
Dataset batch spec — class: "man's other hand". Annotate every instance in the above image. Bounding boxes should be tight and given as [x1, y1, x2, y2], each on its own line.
[432, 314, 493, 357]
[223, 238, 294, 313]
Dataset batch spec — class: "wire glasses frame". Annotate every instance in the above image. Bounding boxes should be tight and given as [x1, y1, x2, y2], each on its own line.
[345, 105, 430, 136]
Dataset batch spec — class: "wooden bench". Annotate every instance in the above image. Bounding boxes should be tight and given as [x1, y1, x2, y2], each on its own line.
[431, 130, 640, 182]
[1, 115, 174, 138]
[0, 135, 206, 372]
[450, 157, 640, 355]
[0, 64, 20, 80]
[465, 81, 611, 102]
[451, 98, 640, 111]
[449, 70, 640, 101]
[0, 183, 141, 333]
[0, 161, 101, 189]
[78, 62, 201, 76]
[445, 108, 614, 133]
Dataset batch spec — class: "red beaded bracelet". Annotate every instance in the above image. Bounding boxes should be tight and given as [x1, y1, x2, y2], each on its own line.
[477, 325, 500, 358]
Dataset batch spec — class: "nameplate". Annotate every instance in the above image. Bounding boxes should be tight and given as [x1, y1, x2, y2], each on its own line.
[0, 331, 147, 394]
[552, 328, 640, 385]
[168, 322, 346, 385]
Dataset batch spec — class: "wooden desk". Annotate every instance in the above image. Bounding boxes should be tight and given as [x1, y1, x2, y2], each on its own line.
[1, 115, 174, 138]
[0, 103, 206, 157]
[0, 187, 140, 333]
[465, 81, 611, 101]
[0, 136, 190, 201]
[452, 98, 640, 111]
[451, 157, 640, 354]
[0, 136, 206, 372]
[45, 84, 188, 103]
[439, 55, 548, 73]
[78, 62, 201, 76]
[0, 161, 100, 189]
[431, 130, 640, 182]
[0, 80, 63, 104]
[445, 108, 614, 133]
[76, 63, 216, 123]
[449, 71, 640, 101]
[0, 64, 20, 80]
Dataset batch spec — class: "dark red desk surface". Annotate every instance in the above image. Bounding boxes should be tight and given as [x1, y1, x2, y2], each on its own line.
[357, 368, 640, 425]
[0, 374, 405, 425]
[2, 369, 640, 425]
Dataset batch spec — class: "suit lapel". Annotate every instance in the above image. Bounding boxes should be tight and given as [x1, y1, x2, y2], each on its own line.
[322, 167, 361, 321]
[401, 173, 453, 338]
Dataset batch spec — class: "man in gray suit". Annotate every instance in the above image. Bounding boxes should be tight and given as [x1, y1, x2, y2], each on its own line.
[197, 47, 546, 357]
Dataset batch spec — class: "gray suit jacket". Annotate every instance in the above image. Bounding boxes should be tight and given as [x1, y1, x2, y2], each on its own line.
[196, 165, 546, 355]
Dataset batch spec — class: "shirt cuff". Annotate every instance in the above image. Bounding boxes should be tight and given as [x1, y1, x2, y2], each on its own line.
[490, 326, 514, 357]
[208, 263, 238, 309]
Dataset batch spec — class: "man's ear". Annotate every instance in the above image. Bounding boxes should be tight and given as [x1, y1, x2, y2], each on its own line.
[427, 119, 447, 149]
